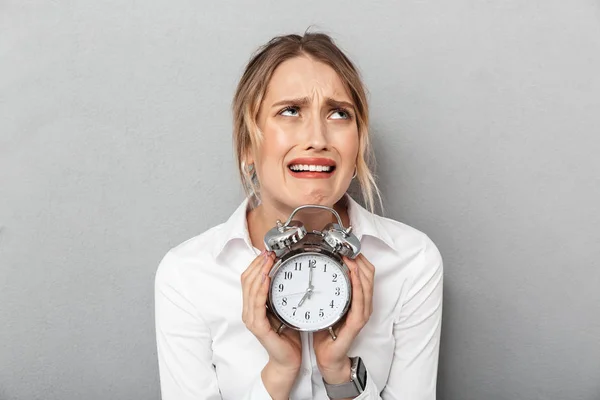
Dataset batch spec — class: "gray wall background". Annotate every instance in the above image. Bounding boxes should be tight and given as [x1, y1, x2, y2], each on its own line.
[1, 1, 599, 399]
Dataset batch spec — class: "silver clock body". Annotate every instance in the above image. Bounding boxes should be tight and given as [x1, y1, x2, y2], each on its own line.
[264, 205, 361, 335]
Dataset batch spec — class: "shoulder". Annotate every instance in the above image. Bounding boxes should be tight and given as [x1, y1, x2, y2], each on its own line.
[368, 212, 443, 279]
[380, 214, 441, 257]
[368, 215, 444, 315]
[347, 194, 443, 278]
[154, 222, 228, 289]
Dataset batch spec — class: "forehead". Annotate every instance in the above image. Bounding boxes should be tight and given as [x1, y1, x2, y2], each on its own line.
[264, 56, 352, 101]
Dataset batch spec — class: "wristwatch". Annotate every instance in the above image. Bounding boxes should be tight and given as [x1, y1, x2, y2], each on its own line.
[323, 356, 367, 399]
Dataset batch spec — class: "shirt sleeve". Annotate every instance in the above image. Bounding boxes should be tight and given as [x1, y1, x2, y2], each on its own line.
[353, 235, 444, 400]
[154, 251, 274, 400]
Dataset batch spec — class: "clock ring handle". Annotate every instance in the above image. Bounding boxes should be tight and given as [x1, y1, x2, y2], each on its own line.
[279, 204, 352, 235]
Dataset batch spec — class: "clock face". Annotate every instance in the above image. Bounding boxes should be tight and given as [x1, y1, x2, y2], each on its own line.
[269, 252, 351, 331]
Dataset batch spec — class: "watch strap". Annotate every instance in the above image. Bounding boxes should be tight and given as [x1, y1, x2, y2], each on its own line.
[323, 357, 366, 399]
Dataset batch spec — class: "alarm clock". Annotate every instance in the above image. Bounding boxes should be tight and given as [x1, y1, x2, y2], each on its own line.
[264, 205, 361, 339]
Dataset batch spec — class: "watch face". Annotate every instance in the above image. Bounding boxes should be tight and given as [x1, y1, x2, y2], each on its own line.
[269, 252, 351, 331]
[356, 357, 367, 389]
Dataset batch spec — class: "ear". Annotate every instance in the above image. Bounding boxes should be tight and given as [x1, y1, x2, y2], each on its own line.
[242, 147, 255, 167]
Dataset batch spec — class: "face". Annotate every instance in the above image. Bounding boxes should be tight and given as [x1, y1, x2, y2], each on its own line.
[249, 56, 360, 211]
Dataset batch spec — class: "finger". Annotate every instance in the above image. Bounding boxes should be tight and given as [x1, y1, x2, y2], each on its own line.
[354, 257, 374, 317]
[245, 252, 271, 314]
[241, 252, 265, 317]
[252, 252, 276, 319]
[266, 307, 282, 330]
[241, 251, 268, 286]
[355, 254, 375, 285]
[242, 251, 269, 323]
[357, 263, 373, 318]
[341, 256, 365, 337]
[249, 251, 271, 286]
[246, 252, 276, 335]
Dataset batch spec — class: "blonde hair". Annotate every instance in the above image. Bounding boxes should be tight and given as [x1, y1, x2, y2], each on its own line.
[232, 32, 383, 213]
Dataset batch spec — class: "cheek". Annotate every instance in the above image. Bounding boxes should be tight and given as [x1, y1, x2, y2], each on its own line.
[334, 130, 360, 163]
[262, 121, 297, 155]
[350, 137, 360, 159]
[265, 120, 298, 148]
[257, 123, 294, 171]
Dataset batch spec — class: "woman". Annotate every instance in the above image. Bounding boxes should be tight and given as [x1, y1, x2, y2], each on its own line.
[155, 32, 443, 400]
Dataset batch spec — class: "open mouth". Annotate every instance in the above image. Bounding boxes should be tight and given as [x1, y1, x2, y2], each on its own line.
[286, 158, 337, 178]
[288, 164, 336, 173]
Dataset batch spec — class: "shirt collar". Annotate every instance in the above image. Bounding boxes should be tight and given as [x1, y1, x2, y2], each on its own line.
[212, 194, 395, 259]
[211, 196, 255, 259]
[344, 194, 395, 249]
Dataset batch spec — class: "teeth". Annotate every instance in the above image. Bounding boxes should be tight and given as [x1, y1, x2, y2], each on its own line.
[289, 164, 332, 172]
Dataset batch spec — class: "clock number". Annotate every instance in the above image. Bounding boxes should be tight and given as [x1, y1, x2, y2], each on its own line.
[292, 307, 297, 316]
[309, 259, 316, 268]
[329, 300, 334, 308]
[323, 264, 327, 272]
[332, 273, 338, 282]
[305, 311, 311, 320]
[335, 287, 340, 296]
[278, 283, 284, 292]
[294, 262, 302, 271]
[319, 308, 324, 317]
[282, 297, 287, 306]
[284, 271, 293, 280]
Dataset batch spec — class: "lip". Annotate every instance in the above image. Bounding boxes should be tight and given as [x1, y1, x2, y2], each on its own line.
[287, 157, 336, 167]
[287, 157, 336, 179]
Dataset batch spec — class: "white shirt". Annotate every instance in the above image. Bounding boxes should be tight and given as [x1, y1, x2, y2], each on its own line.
[155, 194, 443, 399]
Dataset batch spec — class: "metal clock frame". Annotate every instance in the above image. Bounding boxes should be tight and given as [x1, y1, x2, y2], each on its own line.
[264, 204, 361, 337]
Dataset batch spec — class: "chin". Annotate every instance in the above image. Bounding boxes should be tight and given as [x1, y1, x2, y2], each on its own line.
[263, 183, 346, 210]
[292, 191, 343, 207]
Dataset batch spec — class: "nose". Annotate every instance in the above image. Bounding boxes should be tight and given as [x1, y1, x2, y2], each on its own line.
[304, 115, 329, 151]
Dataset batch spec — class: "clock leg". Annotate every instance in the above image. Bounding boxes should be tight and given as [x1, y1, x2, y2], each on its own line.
[328, 326, 337, 340]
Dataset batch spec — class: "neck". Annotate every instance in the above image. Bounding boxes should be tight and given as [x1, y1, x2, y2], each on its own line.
[247, 195, 351, 252]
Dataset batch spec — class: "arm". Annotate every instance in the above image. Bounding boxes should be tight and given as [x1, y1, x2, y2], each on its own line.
[154, 251, 275, 400]
[343, 235, 444, 400]
[379, 235, 444, 399]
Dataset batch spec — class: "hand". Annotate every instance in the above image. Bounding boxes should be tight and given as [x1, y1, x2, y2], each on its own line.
[313, 254, 375, 385]
[241, 250, 302, 399]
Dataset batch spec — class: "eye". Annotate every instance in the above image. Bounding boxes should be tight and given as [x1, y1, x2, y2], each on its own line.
[329, 108, 352, 120]
[279, 106, 300, 117]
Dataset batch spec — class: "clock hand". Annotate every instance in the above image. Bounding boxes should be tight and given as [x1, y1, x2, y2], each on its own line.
[297, 286, 313, 308]
[274, 290, 319, 298]
[305, 262, 314, 301]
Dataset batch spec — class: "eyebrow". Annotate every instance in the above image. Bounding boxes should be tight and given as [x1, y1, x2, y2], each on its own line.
[271, 97, 355, 110]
